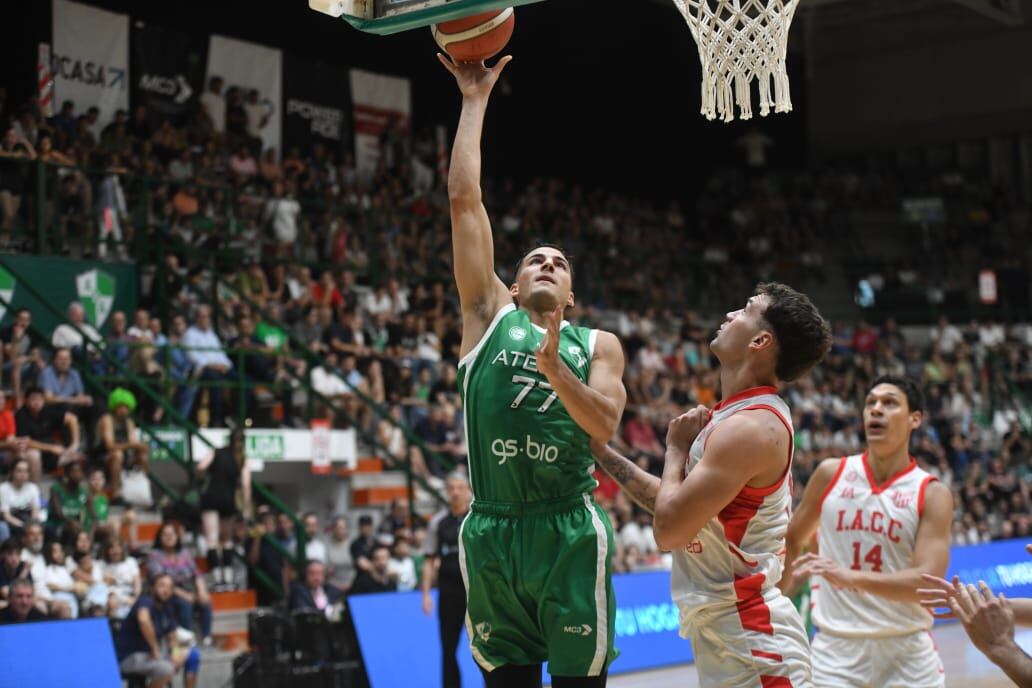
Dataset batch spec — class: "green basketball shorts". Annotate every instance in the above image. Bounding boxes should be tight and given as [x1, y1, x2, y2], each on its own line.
[458, 493, 617, 677]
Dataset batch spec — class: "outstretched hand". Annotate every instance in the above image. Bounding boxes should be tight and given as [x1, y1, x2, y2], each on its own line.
[792, 553, 856, 590]
[437, 53, 513, 101]
[535, 305, 564, 379]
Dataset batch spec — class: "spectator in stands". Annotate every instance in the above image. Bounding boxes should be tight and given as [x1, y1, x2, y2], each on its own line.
[302, 512, 327, 564]
[243, 90, 270, 153]
[147, 522, 213, 647]
[228, 144, 256, 183]
[46, 459, 91, 543]
[15, 386, 80, 480]
[84, 467, 113, 539]
[38, 540, 77, 618]
[19, 521, 45, 583]
[288, 559, 344, 615]
[0, 538, 32, 607]
[247, 506, 287, 606]
[71, 547, 109, 617]
[379, 499, 409, 536]
[198, 429, 250, 591]
[1, 307, 40, 399]
[164, 314, 196, 420]
[0, 125, 36, 236]
[105, 311, 132, 369]
[181, 305, 233, 427]
[263, 180, 301, 256]
[325, 516, 354, 592]
[101, 538, 140, 619]
[199, 76, 225, 134]
[0, 458, 40, 541]
[350, 514, 377, 576]
[116, 572, 200, 688]
[349, 545, 397, 595]
[93, 387, 150, 498]
[274, 512, 297, 559]
[40, 347, 94, 430]
[388, 536, 417, 592]
[0, 578, 46, 624]
[51, 301, 102, 357]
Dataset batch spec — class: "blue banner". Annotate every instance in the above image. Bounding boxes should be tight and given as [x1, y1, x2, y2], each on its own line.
[349, 539, 1032, 688]
[946, 539, 1032, 599]
[0, 618, 120, 688]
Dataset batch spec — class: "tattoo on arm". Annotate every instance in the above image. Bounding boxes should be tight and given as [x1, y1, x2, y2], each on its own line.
[594, 445, 659, 514]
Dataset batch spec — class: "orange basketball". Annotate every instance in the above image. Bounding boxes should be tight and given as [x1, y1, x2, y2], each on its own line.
[432, 8, 515, 63]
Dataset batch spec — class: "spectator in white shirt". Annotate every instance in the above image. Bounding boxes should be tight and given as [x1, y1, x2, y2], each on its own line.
[100, 538, 141, 619]
[181, 306, 233, 426]
[51, 301, 102, 355]
[302, 513, 327, 564]
[930, 316, 963, 355]
[39, 541, 77, 618]
[244, 89, 271, 145]
[310, 351, 351, 401]
[979, 320, 1006, 349]
[0, 459, 40, 539]
[199, 76, 225, 134]
[387, 537, 417, 592]
[263, 180, 301, 254]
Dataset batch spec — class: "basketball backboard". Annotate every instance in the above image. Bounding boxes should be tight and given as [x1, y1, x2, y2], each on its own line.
[310, 0, 546, 35]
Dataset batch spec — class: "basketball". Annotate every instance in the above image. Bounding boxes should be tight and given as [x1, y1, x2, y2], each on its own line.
[432, 8, 515, 63]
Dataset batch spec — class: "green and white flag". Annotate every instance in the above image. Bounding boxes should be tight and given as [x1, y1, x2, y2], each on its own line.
[0, 266, 15, 322]
[76, 269, 116, 328]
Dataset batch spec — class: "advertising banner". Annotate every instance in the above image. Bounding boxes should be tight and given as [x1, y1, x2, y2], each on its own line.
[351, 539, 1032, 687]
[282, 53, 350, 158]
[52, 0, 129, 130]
[131, 22, 207, 128]
[206, 35, 282, 155]
[349, 69, 410, 177]
[0, 256, 137, 335]
[144, 427, 357, 470]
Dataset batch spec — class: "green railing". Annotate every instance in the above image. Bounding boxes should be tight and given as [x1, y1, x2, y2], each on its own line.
[0, 260, 308, 595]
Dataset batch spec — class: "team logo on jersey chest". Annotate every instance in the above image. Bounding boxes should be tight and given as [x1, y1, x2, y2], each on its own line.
[890, 491, 913, 509]
[844, 470, 859, 483]
[568, 345, 587, 368]
[508, 326, 528, 341]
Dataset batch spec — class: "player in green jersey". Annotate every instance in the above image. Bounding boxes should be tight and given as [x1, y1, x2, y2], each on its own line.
[437, 52, 628, 688]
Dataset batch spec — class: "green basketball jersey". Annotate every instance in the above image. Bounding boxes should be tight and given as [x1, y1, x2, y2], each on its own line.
[458, 304, 598, 504]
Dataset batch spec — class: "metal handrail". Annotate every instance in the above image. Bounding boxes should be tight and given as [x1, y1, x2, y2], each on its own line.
[0, 261, 307, 579]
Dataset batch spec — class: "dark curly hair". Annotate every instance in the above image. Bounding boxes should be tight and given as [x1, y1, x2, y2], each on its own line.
[755, 282, 832, 382]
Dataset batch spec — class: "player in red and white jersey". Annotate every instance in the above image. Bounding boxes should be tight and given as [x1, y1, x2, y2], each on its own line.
[593, 283, 831, 687]
[780, 376, 954, 687]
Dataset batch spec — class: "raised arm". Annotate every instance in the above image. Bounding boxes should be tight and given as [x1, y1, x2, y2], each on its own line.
[437, 54, 514, 353]
[778, 457, 843, 596]
[536, 316, 626, 444]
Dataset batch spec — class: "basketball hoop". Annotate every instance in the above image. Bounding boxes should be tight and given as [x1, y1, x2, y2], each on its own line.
[670, 0, 800, 123]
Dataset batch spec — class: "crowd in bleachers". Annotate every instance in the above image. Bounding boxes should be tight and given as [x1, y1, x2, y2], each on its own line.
[0, 76, 1030, 642]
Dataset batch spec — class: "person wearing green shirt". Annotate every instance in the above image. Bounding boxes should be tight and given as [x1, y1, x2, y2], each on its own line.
[440, 55, 627, 685]
[47, 460, 93, 541]
[84, 467, 110, 537]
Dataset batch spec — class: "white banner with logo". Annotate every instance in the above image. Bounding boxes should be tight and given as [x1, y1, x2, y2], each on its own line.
[52, 0, 129, 130]
[181, 428, 357, 471]
[350, 69, 411, 177]
[206, 35, 282, 155]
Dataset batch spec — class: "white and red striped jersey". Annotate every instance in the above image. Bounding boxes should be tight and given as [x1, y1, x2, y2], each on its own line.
[671, 386, 795, 621]
[813, 452, 938, 637]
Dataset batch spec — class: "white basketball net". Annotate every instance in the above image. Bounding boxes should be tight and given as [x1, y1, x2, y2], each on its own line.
[671, 0, 800, 123]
